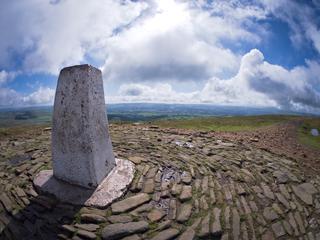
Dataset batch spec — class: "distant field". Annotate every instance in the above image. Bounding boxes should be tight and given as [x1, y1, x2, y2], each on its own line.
[154, 115, 301, 131]
[155, 115, 320, 150]
[0, 112, 319, 150]
[0, 103, 299, 127]
[298, 118, 320, 150]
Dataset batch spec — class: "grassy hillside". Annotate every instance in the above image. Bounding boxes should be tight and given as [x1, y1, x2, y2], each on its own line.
[154, 115, 300, 131]
[298, 118, 320, 150]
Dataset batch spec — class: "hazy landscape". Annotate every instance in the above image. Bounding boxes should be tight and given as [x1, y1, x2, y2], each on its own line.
[0, 103, 306, 127]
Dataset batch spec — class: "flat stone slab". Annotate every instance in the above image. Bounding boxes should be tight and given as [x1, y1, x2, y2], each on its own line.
[111, 193, 151, 214]
[102, 221, 149, 240]
[33, 158, 134, 207]
[292, 182, 317, 205]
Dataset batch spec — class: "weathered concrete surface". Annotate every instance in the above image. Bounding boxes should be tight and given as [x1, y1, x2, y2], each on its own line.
[33, 158, 135, 207]
[52, 64, 115, 188]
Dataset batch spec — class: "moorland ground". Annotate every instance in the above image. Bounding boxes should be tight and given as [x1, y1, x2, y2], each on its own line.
[0, 115, 319, 239]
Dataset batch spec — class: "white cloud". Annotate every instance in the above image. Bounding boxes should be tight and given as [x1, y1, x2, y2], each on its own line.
[0, 0, 147, 74]
[108, 83, 199, 103]
[102, 0, 268, 83]
[0, 88, 22, 106]
[0, 86, 55, 106]
[0, 70, 17, 86]
[0, 0, 319, 114]
[0, 71, 9, 86]
[0, 0, 269, 79]
[23, 87, 55, 105]
[200, 49, 320, 113]
[261, 0, 320, 54]
[112, 49, 320, 114]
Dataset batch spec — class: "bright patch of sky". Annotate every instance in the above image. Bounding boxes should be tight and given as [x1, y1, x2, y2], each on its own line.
[0, 0, 319, 114]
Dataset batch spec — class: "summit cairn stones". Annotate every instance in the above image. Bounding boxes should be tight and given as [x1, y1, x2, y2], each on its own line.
[33, 64, 135, 207]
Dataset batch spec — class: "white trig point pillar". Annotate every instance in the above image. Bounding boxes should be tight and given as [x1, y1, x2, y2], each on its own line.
[33, 64, 135, 207]
[52, 64, 115, 188]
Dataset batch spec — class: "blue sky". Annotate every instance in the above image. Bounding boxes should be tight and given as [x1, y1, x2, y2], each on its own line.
[0, 0, 319, 113]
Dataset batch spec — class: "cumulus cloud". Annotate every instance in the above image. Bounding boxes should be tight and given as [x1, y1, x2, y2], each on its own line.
[0, 87, 55, 106]
[0, 71, 9, 86]
[0, 70, 17, 86]
[0, 0, 147, 74]
[0, 0, 319, 114]
[108, 83, 199, 103]
[223, 49, 320, 112]
[0, 88, 22, 106]
[113, 49, 320, 114]
[0, 0, 268, 79]
[102, 0, 268, 82]
[23, 87, 55, 105]
[261, 0, 320, 54]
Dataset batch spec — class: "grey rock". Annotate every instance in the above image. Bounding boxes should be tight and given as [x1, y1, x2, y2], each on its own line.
[128, 156, 143, 165]
[261, 183, 275, 200]
[224, 206, 230, 229]
[146, 167, 158, 179]
[181, 171, 192, 184]
[62, 224, 76, 233]
[102, 221, 149, 240]
[311, 128, 319, 136]
[198, 213, 210, 238]
[177, 203, 192, 223]
[108, 215, 133, 223]
[292, 183, 317, 205]
[200, 195, 209, 210]
[279, 184, 291, 200]
[168, 199, 177, 220]
[201, 176, 209, 194]
[178, 228, 195, 240]
[232, 208, 240, 240]
[288, 212, 299, 236]
[263, 207, 279, 221]
[271, 221, 286, 238]
[171, 183, 182, 196]
[282, 220, 293, 235]
[81, 213, 107, 223]
[261, 230, 275, 240]
[111, 193, 150, 213]
[211, 207, 222, 237]
[275, 193, 290, 209]
[0, 193, 13, 212]
[130, 203, 153, 216]
[273, 171, 289, 183]
[121, 235, 141, 240]
[52, 64, 115, 188]
[147, 208, 166, 222]
[179, 185, 192, 202]
[77, 229, 96, 240]
[74, 223, 99, 232]
[154, 220, 172, 232]
[150, 228, 180, 240]
[72, 236, 83, 240]
[143, 178, 155, 193]
[294, 211, 305, 234]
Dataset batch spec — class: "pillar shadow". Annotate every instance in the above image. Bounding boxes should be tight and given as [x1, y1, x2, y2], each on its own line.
[0, 174, 96, 240]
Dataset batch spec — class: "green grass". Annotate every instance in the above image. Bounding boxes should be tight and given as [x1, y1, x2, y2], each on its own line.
[0, 124, 50, 138]
[154, 115, 299, 132]
[298, 118, 320, 150]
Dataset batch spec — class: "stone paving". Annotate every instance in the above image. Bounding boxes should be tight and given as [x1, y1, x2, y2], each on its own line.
[0, 124, 320, 239]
